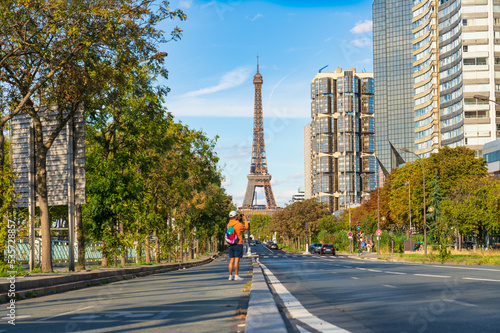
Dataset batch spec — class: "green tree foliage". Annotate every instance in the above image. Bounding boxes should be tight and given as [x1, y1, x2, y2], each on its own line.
[250, 214, 271, 240]
[442, 176, 500, 245]
[269, 199, 330, 248]
[1, 0, 186, 272]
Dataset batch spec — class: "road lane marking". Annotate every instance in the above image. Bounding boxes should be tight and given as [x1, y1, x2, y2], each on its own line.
[384, 271, 406, 275]
[463, 277, 500, 283]
[367, 269, 382, 272]
[1, 315, 31, 320]
[443, 299, 478, 307]
[356, 267, 366, 270]
[383, 285, 397, 288]
[351, 277, 359, 280]
[258, 259, 351, 333]
[414, 274, 450, 279]
[39, 306, 94, 321]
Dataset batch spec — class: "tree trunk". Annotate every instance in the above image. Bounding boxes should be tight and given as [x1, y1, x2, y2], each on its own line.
[155, 229, 160, 263]
[145, 234, 151, 264]
[37, 152, 52, 272]
[120, 222, 126, 266]
[102, 240, 108, 268]
[179, 231, 184, 262]
[76, 204, 85, 270]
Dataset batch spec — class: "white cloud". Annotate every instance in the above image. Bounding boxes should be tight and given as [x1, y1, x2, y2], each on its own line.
[250, 13, 263, 21]
[350, 38, 372, 47]
[181, 67, 252, 98]
[178, 0, 193, 8]
[350, 20, 373, 34]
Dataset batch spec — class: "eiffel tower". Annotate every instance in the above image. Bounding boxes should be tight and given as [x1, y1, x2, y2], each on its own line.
[240, 57, 277, 212]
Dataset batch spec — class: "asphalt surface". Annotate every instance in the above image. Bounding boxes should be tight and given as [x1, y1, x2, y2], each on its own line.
[0, 255, 252, 333]
[253, 244, 500, 333]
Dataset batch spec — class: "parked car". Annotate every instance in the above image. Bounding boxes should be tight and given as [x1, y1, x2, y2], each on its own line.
[320, 243, 335, 255]
[308, 243, 322, 254]
[269, 242, 279, 250]
[255, 240, 261, 244]
[250, 240, 256, 246]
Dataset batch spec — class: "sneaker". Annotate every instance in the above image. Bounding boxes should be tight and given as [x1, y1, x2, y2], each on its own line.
[228, 275, 233, 280]
[234, 275, 244, 281]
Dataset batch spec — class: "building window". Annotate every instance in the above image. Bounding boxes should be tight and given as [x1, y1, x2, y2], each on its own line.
[496, 84, 500, 92]
[463, 45, 468, 52]
[462, 19, 467, 26]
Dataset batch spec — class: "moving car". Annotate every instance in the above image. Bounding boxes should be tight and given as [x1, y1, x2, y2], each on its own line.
[308, 243, 322, 254]
[269, 242, 279, 250]
[320, 243, 335, 255]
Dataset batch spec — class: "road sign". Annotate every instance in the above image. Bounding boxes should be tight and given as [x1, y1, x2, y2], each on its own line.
[376, 229, 382, 236]
[348, 232, 353, 237]
[408, 229, 412, 235]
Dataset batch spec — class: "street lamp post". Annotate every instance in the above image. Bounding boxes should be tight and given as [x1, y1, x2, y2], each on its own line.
[400, 148, 427, 257]
[404, 181, 412, 251]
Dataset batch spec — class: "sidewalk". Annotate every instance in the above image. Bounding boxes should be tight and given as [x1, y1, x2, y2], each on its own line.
[0, 253, 222, 304]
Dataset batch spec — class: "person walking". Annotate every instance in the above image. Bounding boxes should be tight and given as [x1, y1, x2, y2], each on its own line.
[227, 211, 249, 281]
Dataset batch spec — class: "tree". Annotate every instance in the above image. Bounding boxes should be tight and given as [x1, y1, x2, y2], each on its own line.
[442, 176, 500, 246]
[250, 214, 271, 240]
[269, 199, 330, 248]
[0, 0, 185, 271]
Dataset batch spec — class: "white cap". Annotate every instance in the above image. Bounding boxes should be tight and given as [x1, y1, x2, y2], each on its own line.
[229, 211, 239, 218]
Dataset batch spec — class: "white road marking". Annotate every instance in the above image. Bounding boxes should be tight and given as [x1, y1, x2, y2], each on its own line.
[152, 310, 173, 320]
[39, 306, 94, 321]
[367, 269, 382, 272]
[356, 267, 366, 270]
[259, 259, 351, 333]
[463, 277, 500, 283]
[424, 265, 500, 272]
[351, 277, 359, 280]
[383, 285, 397, 288]
[384, 271, 406, 275]
[1, 315, 31, 320]
[414, 274, 450, 279]
[443, 299, 478, 307]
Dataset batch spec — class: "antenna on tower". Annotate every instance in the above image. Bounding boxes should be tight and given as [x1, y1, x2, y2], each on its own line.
[257, 55, 259, 73]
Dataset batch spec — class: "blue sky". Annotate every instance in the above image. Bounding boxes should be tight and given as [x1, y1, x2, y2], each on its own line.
[161, 0, 374, 207]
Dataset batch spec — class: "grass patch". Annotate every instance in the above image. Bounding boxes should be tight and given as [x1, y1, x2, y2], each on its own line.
[0, 265, 28, 277]
[395, 249, 500, 265]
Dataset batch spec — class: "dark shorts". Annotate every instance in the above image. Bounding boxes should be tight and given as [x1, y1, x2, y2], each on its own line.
[229, 244, 244, 258]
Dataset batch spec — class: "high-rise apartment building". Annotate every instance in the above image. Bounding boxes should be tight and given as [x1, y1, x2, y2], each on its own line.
[309, 68, 376, 212]
[412, 0, 500, 157]
[374, 0, 500, 167]
[373, 0, 416, 172]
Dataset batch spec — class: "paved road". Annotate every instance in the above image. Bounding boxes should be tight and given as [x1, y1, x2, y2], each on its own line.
[253, 244, 500, 333]
[0, 255, 252, 333]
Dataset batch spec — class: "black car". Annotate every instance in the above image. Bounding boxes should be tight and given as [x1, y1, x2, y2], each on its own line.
[308, 243, 322, 254]
[269, 242, 279, 250]
[320, 243, 335, 255]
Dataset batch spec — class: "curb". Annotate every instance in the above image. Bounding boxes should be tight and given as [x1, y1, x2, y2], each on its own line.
[245, 256, 287, 333]
[0, 253, 222, 304]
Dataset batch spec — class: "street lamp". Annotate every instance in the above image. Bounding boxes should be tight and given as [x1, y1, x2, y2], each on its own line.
[404, 181, 412, 251]
[400, 148, 427, 257]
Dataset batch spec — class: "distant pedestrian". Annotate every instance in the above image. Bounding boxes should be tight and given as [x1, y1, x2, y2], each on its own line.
[227, 211, 249, 281]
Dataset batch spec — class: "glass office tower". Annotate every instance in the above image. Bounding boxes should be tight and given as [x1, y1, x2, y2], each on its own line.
[373, 0, 415, 172]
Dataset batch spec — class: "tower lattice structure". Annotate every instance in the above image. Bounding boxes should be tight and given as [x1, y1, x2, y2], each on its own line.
[241, 58, 277, 210]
